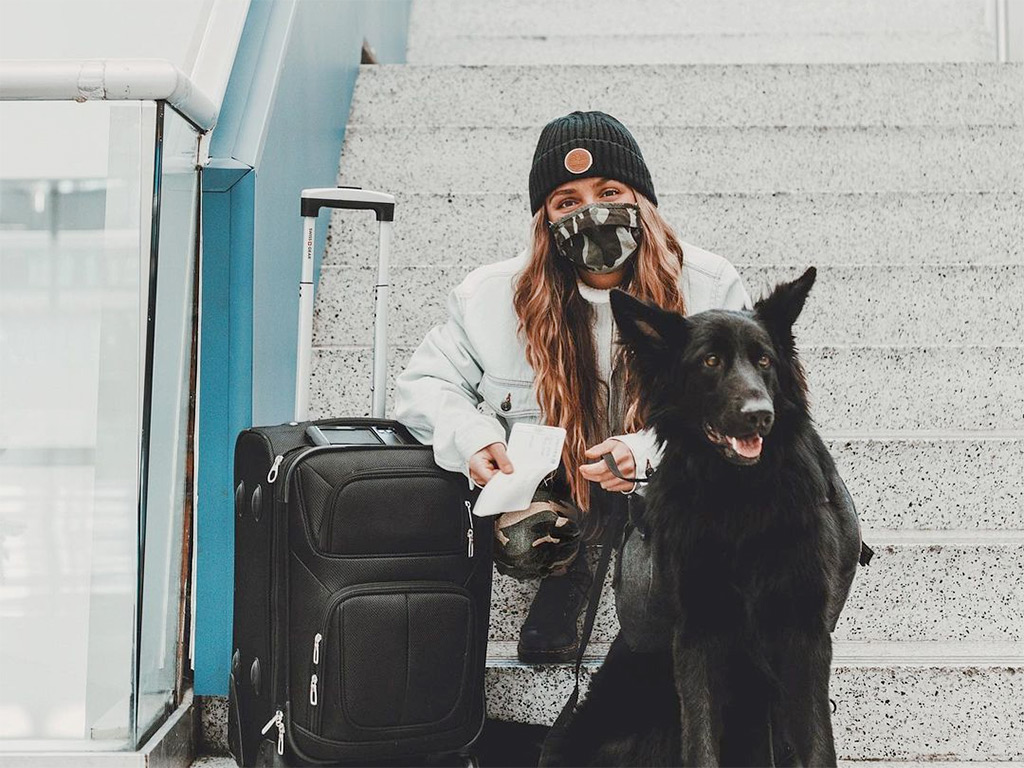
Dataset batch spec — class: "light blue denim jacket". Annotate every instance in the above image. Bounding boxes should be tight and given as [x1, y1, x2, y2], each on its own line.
[393, 242, 752, 485]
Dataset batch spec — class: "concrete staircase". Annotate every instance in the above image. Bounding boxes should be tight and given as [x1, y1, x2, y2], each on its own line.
[310, 0, 1024, 762]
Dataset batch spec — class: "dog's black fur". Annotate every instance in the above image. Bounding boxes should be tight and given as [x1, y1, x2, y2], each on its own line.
[550, 268, 862, 767]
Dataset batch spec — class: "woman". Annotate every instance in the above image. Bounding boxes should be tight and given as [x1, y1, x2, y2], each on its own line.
[394, 111, 751, 663]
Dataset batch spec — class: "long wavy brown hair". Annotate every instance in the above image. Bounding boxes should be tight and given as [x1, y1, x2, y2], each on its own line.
[512, 193, 686, 514]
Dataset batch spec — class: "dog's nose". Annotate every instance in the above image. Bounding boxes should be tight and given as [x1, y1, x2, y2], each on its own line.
[740, 401, 774, 433]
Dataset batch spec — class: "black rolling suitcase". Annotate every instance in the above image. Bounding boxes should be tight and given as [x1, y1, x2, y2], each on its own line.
[227, 188, 492, 767]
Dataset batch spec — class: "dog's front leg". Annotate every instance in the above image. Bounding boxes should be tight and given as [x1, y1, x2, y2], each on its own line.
[804, 631, 837, 768]
[673, 630, 723, 767]
[774, 629, 836, 768]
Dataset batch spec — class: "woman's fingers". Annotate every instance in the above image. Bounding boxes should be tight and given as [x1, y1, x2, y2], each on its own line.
[580, 438, 636, 491]
[601, 477, 636, 492]
[579, 440, 615, 480]
[489, 442, 515, 474]
[468, 450, 496, 486]
[468, 442, 514, 487]
[582, 438, 618, 461]
[467, 462, 490, 487]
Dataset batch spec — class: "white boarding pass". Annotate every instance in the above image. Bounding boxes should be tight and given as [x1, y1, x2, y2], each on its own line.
[471, 423, 566, 518]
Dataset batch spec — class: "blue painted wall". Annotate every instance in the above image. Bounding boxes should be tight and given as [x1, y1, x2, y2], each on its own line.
[196, 0, 411, 696]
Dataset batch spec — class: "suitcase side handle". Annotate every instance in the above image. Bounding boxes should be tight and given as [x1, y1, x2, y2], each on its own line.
[296, 186, 395, 422]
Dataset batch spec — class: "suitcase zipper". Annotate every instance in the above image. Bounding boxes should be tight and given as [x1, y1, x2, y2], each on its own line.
[267, 444, 299, 758]
[465, 500, 475, 558]
[262, 709, 285, 756]
[309, 632, 322, 707]
[246, 430, 288, 760]
[267, 454, 284, 483]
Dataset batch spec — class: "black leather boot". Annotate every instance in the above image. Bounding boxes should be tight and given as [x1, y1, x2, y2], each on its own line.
[517, 542, 592, 663]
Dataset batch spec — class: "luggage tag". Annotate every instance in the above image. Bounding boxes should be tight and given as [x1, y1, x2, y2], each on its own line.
[471, 423, 566, 518]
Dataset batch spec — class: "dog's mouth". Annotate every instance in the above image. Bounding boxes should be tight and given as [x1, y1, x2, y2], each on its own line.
[703, 422, 764, 465]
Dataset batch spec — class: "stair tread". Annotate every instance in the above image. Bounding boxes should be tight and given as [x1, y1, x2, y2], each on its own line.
[313, 346, 1024, 433]
[189, 759, 1024, 767]
[350, 62, 1023, 128]
[314, 264, 1024, 347]
[487, 640, 1024, 667]
[338, 124, 1022, 195]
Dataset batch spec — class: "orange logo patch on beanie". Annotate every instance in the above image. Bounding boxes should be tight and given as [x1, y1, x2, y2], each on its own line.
[564, 147, 593, 174]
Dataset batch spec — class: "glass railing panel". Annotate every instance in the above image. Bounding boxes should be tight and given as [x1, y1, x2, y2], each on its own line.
[134, 104, 201, 745]
[0, 99, 157, 750]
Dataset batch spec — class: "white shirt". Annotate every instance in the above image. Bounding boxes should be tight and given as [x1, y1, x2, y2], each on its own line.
[576, 279, 615, 386]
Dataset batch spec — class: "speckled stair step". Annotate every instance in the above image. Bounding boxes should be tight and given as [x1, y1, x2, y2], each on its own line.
[483, 640, 1024, 760]
[406, 0, 999, 64]
[487, 531, 1024, 646]
[349, 63, 1023, 127]
[314, 264, 1024, 347]
[309, 345, 1024, 432]
[338, 125, 1023, 195]
[191, 758, 1024, 767]
[323, 191, 1023, 268]
[826, 436, 1024, 531]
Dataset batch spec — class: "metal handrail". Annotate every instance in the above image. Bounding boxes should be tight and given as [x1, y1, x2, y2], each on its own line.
[0, 58, 217, 131]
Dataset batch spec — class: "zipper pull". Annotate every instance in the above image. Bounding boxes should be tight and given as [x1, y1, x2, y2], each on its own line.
[261, 711, 279, 735]
[276, 711, 285, 755]
[464, 500, 475, 558]
[267, 454, 284, 483]
[261, 709, 285, 755]
[309, 632, 323, 707]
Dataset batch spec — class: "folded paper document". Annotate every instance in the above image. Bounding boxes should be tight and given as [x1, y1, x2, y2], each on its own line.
[471, 423, 566, 518]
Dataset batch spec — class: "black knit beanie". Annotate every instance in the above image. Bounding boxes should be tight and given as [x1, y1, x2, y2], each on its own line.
[528, 111, 657, 214]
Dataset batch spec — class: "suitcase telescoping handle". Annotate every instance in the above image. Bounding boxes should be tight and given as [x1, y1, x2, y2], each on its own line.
[297, 187, 396, 422]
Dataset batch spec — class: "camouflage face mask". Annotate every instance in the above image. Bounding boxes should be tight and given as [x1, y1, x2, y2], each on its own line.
[549, 202, 642, 274]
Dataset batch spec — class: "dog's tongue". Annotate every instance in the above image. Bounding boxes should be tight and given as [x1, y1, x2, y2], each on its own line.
[728, 434, 763, 458]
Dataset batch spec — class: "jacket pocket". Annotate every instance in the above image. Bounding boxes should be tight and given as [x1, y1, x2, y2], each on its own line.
[479, 374, 541, 421]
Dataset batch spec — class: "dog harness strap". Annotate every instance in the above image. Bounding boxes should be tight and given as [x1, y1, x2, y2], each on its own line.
[538, 496, 626, 766]
[601, 451, 650, 484]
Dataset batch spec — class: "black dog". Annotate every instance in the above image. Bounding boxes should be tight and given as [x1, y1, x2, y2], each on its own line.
[551, 268, 863, 767]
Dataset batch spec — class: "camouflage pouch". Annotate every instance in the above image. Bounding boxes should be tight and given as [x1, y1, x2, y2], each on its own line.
[493, 489, 582, 580]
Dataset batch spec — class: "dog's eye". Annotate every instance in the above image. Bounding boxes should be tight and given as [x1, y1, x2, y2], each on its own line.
[758, 354, 772, 368]
[703, 354, 720, 368]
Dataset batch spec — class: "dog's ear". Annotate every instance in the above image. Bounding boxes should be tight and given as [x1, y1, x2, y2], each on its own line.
[610, 289, 686, 363]
[754, 266, 816, 338]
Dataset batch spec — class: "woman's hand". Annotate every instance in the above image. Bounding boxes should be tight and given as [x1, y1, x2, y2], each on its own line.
[468, 442, 514, 487]
[580, 438, 637, 493]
